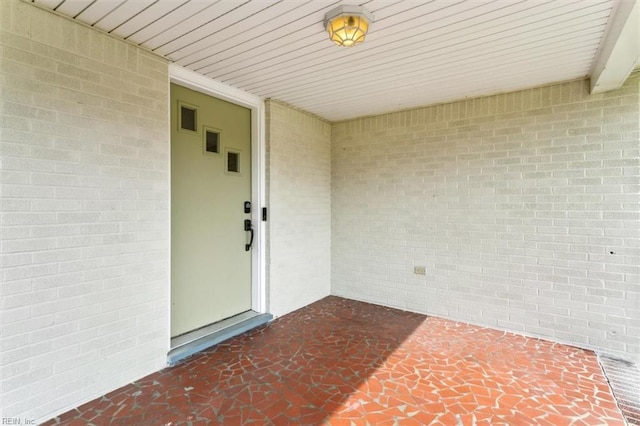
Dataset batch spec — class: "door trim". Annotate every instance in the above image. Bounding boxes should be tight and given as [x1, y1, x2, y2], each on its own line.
[168, 64, 267, 340]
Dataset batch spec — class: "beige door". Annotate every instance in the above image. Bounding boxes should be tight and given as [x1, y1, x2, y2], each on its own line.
[171, 84, 252, 337]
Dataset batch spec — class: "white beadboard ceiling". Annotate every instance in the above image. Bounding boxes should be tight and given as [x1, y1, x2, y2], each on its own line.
[30, 0, 630, 121]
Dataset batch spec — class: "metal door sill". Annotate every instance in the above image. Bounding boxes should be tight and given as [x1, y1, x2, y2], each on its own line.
[168, 311, 273, 365]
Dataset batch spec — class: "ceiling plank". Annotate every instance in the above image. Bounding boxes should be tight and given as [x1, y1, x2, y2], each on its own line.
[148, 0, 254, 53]
[204, 0, 607, 85]
[169, 1, 318, 62]
[274, 34, 602, 105]
[181, 0, 332, 69]
[54, 0, 93, 17]
[232, 7, 610, 95]
[183, 0, 425, 70]
[33, 0, 65, 9]
[193, 0, 477, 76]
[306, 60, 593, 120]
[154, 1, 279, 58]
[27, 0, 619, 122]
[92, 0, 155, 33]
[110, 1, 189, 39]
[125, 1, 217, 46]
[277, 44, 599, 108]
[74, 0, 125, 26]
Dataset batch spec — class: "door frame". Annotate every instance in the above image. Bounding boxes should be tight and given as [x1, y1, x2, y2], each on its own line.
[168, 64, 267, 336]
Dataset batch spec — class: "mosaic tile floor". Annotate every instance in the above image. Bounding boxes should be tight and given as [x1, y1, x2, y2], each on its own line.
[45, 296, 626, 425]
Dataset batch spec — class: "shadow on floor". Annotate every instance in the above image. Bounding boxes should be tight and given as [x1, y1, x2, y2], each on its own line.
[44, 296, 427, 425]
[44, 296, 627, 425]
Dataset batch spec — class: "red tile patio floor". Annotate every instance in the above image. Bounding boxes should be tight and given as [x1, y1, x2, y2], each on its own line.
[44, 296, 626, 425]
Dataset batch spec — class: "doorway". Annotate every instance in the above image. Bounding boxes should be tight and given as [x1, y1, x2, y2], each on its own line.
[170, 83, 253, 338]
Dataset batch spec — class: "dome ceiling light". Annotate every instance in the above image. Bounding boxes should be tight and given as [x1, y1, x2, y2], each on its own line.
[324, 5, 374, 47]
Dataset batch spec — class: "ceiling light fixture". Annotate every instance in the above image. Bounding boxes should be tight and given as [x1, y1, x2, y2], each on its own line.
[324, 5, 374, 47]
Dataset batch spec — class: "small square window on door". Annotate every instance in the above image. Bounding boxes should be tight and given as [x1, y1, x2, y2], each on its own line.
[225, 149, 241, 175]
[203, 127, 221, 155]
[178, 101, 198, 132]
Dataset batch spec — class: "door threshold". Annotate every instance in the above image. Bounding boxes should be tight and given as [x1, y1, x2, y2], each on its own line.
[168, 311, 273, 365]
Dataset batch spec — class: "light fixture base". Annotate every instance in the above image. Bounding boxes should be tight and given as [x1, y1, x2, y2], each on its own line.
[323, 5, 374, 29]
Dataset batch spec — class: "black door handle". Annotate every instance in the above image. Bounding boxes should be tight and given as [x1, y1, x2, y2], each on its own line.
[244, 219, 254, 251]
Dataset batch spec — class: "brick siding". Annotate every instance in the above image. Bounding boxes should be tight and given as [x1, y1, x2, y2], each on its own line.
[332, 72, 640, 362]
[0, 1, 170, 421]
[266, 100, 332, 317]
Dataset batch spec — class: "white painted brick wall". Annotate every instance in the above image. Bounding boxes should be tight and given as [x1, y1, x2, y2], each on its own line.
[332, 72, 640, 362]
[266, 100, 331, 317]
[0, 0, 169, 421]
